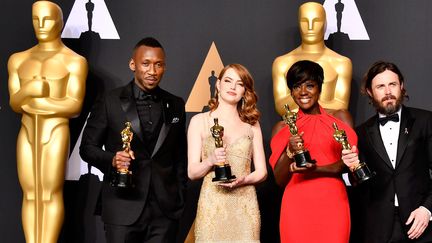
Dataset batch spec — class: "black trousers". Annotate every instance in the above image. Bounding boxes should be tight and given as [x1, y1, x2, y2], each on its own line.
[388, 207, 411, 243]
[104, 190, 178, 243]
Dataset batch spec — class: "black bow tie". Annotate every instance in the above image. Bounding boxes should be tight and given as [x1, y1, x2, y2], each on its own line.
[378, 113, 399, 126]
[138, 91, 157, 101]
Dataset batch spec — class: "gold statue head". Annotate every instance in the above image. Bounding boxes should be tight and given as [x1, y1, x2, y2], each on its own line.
[32, 1, 63, 42]
[298, 2, 326, 44]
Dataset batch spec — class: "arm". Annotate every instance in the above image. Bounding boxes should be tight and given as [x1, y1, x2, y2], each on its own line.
[176, 101, 188, 192]
[187, 114, 225, 180]
[333, 59, 352, 110]
[79, 95, 115, 175]
[247, 122, 268, 184]
[222, 122, 268, 188]
[22, 57, 88, 117]
[326, 108, 354, 128]
[271, 121, 294, 188]
[406, 113, 432, 239]
[318, 59, 352, 110]
[272, 57, 297, 116]
[8, 54, 49, 113]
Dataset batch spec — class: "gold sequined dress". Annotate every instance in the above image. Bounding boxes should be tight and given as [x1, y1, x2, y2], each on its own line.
[195, 114, 261, 243]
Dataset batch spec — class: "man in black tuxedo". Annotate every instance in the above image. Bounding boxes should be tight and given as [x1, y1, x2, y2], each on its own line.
[80, 37, 187, 243]
[342, 61, 432, 243]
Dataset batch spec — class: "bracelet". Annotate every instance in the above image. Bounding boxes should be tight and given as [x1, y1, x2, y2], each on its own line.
[286, 146, 294, 159]
[288, 162, 295, 173]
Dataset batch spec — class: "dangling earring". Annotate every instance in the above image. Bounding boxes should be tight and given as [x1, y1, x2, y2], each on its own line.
[241, 97, 245, 110]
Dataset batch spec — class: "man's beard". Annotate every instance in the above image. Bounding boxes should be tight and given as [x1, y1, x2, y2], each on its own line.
[371, 94, 403, 115]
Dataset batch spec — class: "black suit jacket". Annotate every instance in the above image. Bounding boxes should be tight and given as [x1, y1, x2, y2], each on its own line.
[79, 81, 187, 225]
[353, 106, 432, 243]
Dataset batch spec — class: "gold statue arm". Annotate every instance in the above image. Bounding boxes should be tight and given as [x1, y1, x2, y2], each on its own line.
[272, 57, 297, 116]
[318, 59, 352, 110]
[8, 54, 49, 113]
[9, 55, 88, 117]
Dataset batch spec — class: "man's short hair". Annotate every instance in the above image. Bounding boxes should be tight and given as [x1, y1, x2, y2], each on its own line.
[133, 37, 164, 51]
[362, 61, 407, 98]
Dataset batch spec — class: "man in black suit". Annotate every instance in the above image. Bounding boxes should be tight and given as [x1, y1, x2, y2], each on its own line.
[80, 37, 187, 243]
[342, 61, 432, 243]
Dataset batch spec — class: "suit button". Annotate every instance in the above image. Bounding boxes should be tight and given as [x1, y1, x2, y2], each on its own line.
[148, 121, 153, 125]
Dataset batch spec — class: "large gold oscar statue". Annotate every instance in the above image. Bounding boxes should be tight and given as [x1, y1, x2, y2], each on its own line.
[7, 1, 88, 243]
[272, 2, 352, 116]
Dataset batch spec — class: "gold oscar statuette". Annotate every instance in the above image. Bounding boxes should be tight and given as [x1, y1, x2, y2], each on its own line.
[111, 122, 134, 188]
[272, 2, 352, 116]
[7, 1, 88, 242]
[210, 118, 236, 182]
[332, 122, 375, 184]
[283, 104, 316, 167]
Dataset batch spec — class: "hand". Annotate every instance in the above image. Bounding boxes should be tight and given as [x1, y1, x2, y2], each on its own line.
[341, 146, 360, 171]
[218, 176, 246, 189]
[406, 207, 430, 239]
[112, 150, 135, 170]
[208, 146, 227, 167]
[289, 132, 305, 152]
[27, 79, 49, 97]
[288, 161, 316, 173]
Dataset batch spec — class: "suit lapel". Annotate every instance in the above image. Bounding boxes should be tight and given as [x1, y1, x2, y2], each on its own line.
[395, 107, 415, 168]
[120, 82, 145, 144]
[151, 96, 173, 158]
[365, 115, 394, 169]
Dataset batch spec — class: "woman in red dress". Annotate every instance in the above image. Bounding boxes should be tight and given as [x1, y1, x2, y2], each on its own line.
[270, 60, 357, 243]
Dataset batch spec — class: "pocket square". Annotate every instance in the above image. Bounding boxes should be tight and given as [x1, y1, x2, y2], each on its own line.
[171, 117, 179, 123]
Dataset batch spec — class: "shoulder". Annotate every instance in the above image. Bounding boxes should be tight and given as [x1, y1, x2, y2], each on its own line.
[160, 88, 185, 105]
[110, 84, 128, 95]
[272, 49, 299, 70]
[8, 50, 31, 68]
[61, 46, 88, 64]
[326, 109, 354, 128]
[271, 120, 286, 137]
[324, 48, 352, 66]
[251, 121, 263, 134]
[355, 115, 377, 132]
[405, 106, 432, 118]
[99, 83, 130, 102]
[189, 112, 208, 130]
[190, 112, 207, 122]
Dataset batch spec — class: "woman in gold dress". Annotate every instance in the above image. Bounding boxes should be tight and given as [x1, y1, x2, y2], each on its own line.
[187, 64, 267, 242]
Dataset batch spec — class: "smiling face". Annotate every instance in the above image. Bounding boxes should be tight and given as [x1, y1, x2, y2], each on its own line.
[216, 68, 246, 105]
[298, 2, 326, 44]
[129, 45, 165, 92]
[367, 69, 404, 115]
[291, 80, 321, 114]
[32, 1, 63, 42]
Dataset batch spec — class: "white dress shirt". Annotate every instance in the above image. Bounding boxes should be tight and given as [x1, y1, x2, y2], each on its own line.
[378, 108, 402, 206]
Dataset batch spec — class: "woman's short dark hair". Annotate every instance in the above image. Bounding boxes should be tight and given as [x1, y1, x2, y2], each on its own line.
[286, 60, 324, 92]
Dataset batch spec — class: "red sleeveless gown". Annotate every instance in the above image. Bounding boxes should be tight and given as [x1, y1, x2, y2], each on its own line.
[270, 106, 357, 243]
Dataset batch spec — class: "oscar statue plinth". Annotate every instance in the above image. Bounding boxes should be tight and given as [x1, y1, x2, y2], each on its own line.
[333, 122, 375, 184]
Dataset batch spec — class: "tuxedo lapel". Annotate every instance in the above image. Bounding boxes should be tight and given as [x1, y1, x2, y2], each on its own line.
[119, 82, 145, 144]
[395, 107, 415, 168]
[365, 115, 394, 169]
[151, 96, 173, 158]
